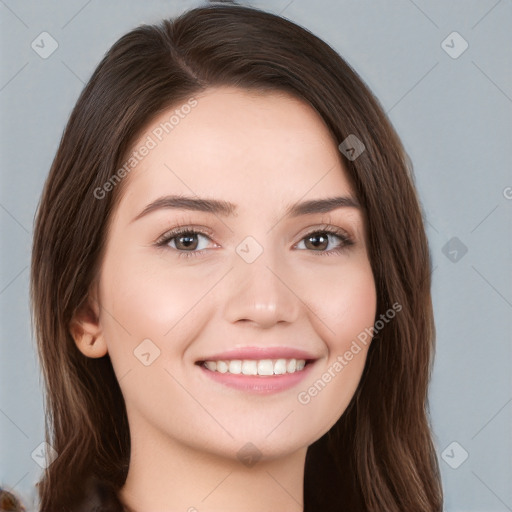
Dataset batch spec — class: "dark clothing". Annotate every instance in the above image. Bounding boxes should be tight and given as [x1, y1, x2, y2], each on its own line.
[0, 477, 128, 512]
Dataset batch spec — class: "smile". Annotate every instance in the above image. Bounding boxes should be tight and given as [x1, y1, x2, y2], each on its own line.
[201, 358, 308, 376]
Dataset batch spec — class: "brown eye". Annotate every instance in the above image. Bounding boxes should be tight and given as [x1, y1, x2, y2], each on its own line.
[174, 232, 200, 250]
[296, 228, 354, 255]
[155, 228, 213, 255]
[304, 232, 329, 251]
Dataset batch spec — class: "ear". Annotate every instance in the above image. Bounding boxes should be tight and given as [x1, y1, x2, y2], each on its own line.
[69, 282, 108, 358]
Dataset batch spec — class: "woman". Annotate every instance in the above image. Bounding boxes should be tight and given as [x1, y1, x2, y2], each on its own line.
[16, 2, 442, 510]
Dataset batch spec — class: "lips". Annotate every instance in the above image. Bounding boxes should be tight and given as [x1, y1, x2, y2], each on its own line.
[195, 347, 319, 394]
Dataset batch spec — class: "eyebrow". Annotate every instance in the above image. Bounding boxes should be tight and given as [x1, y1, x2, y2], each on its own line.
[131, 194, 360, 223]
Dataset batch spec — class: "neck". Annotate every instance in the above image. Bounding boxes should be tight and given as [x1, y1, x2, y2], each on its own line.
[118, 418, 306, 511]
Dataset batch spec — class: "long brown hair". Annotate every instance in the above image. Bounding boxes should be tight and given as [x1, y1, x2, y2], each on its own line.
[29, 3, 443, 511]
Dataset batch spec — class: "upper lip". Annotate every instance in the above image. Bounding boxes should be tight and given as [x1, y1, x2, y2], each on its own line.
[196, 346, 319, 362]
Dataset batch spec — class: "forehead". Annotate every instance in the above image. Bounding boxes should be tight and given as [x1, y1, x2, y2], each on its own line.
[116, 86, 355, 220]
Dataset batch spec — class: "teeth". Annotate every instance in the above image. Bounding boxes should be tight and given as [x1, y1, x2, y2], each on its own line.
[228, 360, 242, 374]
[216, 361, 228, 373]
[204, 361, 217, 371]
[274, 359, 287, 374]
[202, 358, 307, 375]
[257, 360, 273, 376]
[242, 360, 257, 375]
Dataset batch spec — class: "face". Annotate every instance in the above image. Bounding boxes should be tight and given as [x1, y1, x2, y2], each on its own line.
[83, 86, 376, 462]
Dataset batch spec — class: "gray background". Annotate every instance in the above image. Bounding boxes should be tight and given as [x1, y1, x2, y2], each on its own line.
[1, 0, 511, 510]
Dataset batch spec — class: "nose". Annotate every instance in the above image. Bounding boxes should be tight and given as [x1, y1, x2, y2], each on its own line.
[221, 249, 301, 329]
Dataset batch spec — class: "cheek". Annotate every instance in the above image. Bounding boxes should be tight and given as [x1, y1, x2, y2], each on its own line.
[331, 272, 376, 349]
[97, 249, 206, 372]
[322, 260, 376, 390]
[307, 256, 377, 350]
[101, 247, 211, 333]
[292, 258, 376, 433]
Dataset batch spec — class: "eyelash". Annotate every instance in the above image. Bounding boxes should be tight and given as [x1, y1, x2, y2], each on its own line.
[154, 224, 354, 260]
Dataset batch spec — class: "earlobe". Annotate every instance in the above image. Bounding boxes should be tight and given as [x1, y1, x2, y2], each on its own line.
[69, 286, 108, 359]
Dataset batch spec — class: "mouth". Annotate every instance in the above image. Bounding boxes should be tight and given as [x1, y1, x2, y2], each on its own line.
[195, 358, 315, 376]
[194, 348, 318, 394]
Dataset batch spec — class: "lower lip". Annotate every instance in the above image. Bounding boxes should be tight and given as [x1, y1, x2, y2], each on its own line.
[197, 362, 315, 394]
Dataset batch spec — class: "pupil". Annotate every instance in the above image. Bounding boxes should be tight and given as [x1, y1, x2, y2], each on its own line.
[309, 233, 327, 250]
[179, 234, 197, 249]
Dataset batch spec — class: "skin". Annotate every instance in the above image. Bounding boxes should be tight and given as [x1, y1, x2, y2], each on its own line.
[71, 86, 377, 511]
